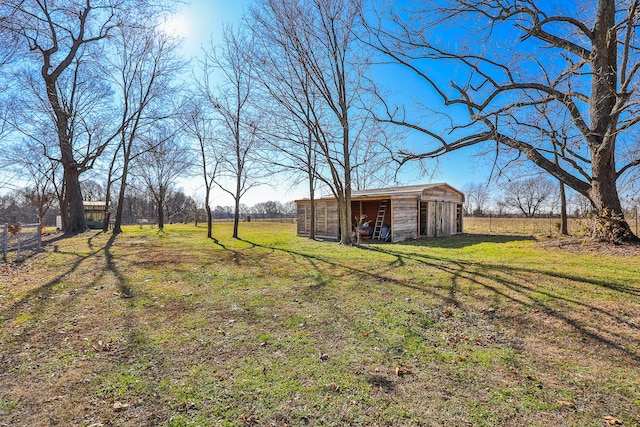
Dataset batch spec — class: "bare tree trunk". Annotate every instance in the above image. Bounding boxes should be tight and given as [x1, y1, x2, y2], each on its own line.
[233, 127, 242, 239]
[103, 174, 113, 233]
[102, 202, 110, 233]
[233, 194, 240, 239]
[559, 181, 568, 236]
[158, 195, 165, 231]
[308, 173, 316, 240]
[113, 136, 134, 235]
[63, 164, 86, 234]
[586, 1, 633, 238]
[52, 87, 86, 234]
[206, 204, 213, 239]
[336, 193, 347, 243]
[113, 162, 129, 235]
[341, 122, 353, 245]
[306, 128, 316, 240]
[552, 142, 568, 236]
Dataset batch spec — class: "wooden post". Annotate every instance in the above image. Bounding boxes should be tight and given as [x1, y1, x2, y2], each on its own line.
[16, 228, 21, 262]
[2, 224, 6, 262]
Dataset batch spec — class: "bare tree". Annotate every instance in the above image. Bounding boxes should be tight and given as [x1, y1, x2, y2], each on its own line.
[246, 9, 323, 239]
[0, 98, 15, 193]
[1, 1, 121, 233]
[0, 0, 170, 234]
[197, 26, 265, 239]
[182, 100, 219, 238]
[3, 138, 60, 221]
[368, 0, 640, 241]
[569, 192, 593, 218]
[134, 127, 192, 230]
[503, 177, 556, 218]
[462, 182, 491, 216]
[493, 198, 509, 216]
[81, 179, 106, 202]
[250, 0, 397, 241]
[0, 8, 18, 172]
[251, 0, 370, 245]
[164, 190, 197, 224]
[105, 24, 184, 235]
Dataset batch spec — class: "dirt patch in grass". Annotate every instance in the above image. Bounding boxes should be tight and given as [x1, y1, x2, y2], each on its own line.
[1, 224, 639, 426]
[538, 236, 640, 256]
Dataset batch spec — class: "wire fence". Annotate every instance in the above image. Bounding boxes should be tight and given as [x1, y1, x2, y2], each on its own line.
[1, 223, 42, 263]
[244, 214, 296, 223]
[206, 214, 296, 223]
[464, 211, 640, 236]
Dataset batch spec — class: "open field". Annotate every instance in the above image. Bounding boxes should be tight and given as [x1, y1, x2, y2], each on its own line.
[1, 223, 639, 426]
[464, 215, 640, 238]
[463, 216, 583, 236]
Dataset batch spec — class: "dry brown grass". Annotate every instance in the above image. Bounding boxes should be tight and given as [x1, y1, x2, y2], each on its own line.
[464, 216, 586, 235]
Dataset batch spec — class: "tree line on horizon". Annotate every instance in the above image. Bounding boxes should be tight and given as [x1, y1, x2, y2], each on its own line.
[1, 0, 639, 243]
[0, 183, 297, 227]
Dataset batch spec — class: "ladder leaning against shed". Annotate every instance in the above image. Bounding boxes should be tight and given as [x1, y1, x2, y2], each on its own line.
[372, 200, 388, 240]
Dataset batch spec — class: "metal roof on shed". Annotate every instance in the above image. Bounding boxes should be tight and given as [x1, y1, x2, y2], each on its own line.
[296, 183, 464, 202]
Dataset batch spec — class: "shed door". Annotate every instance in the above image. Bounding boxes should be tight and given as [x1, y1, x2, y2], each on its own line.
[436, 201, 444, 237]
[428, 202, 437, 236]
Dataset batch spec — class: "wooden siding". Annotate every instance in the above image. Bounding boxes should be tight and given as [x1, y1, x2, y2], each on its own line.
[296, 203, 310, 235]
[325, 201, 340, 238]
[315, 202, 326, 235]
[421, 187, 464, 203]
[391, 197, 419, 242]
[296, 200, 340, 240]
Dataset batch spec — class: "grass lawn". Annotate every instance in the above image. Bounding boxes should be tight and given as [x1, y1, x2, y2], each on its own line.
[1, 223, 639, 426]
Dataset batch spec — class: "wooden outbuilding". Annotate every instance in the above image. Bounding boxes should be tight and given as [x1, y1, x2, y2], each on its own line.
[83, 201, 109, 229]
[296, 183, 465, 243]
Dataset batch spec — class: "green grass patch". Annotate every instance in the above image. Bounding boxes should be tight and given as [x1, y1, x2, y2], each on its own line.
[0, 398, 20, 413]
[1, 223, 638, 426]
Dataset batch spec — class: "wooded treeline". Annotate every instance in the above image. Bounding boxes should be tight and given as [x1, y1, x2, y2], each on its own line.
[1, 0, 639, 242]
[0, 185, 296, 226]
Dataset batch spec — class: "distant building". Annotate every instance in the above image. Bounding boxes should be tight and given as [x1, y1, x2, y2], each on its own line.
[84, 201, 109, 229]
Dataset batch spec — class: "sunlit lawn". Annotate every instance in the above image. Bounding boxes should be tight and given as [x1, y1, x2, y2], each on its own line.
[1, 223, 638, 426]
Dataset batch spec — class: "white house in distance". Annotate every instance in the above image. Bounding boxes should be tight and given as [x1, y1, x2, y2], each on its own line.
[295, 183, 465, 243]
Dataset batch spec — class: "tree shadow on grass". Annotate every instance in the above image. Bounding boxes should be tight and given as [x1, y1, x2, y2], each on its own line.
[394, 233, 536, 249]
[238, 236, 639, 363]
[105, 233, 132, 298]
[357, 243, 640, 361]
[1, 231, 148, 331]
[1, 231, 109, 324]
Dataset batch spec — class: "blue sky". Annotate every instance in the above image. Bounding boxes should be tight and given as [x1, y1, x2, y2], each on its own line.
[171, 0, 491, 206]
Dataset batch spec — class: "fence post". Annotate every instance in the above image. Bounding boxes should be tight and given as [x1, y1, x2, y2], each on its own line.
[16, 228, 22, 262]
[2, 224, 6, 262]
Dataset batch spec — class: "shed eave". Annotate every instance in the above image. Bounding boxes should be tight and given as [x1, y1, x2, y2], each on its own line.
[294, 183, 465, 203]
